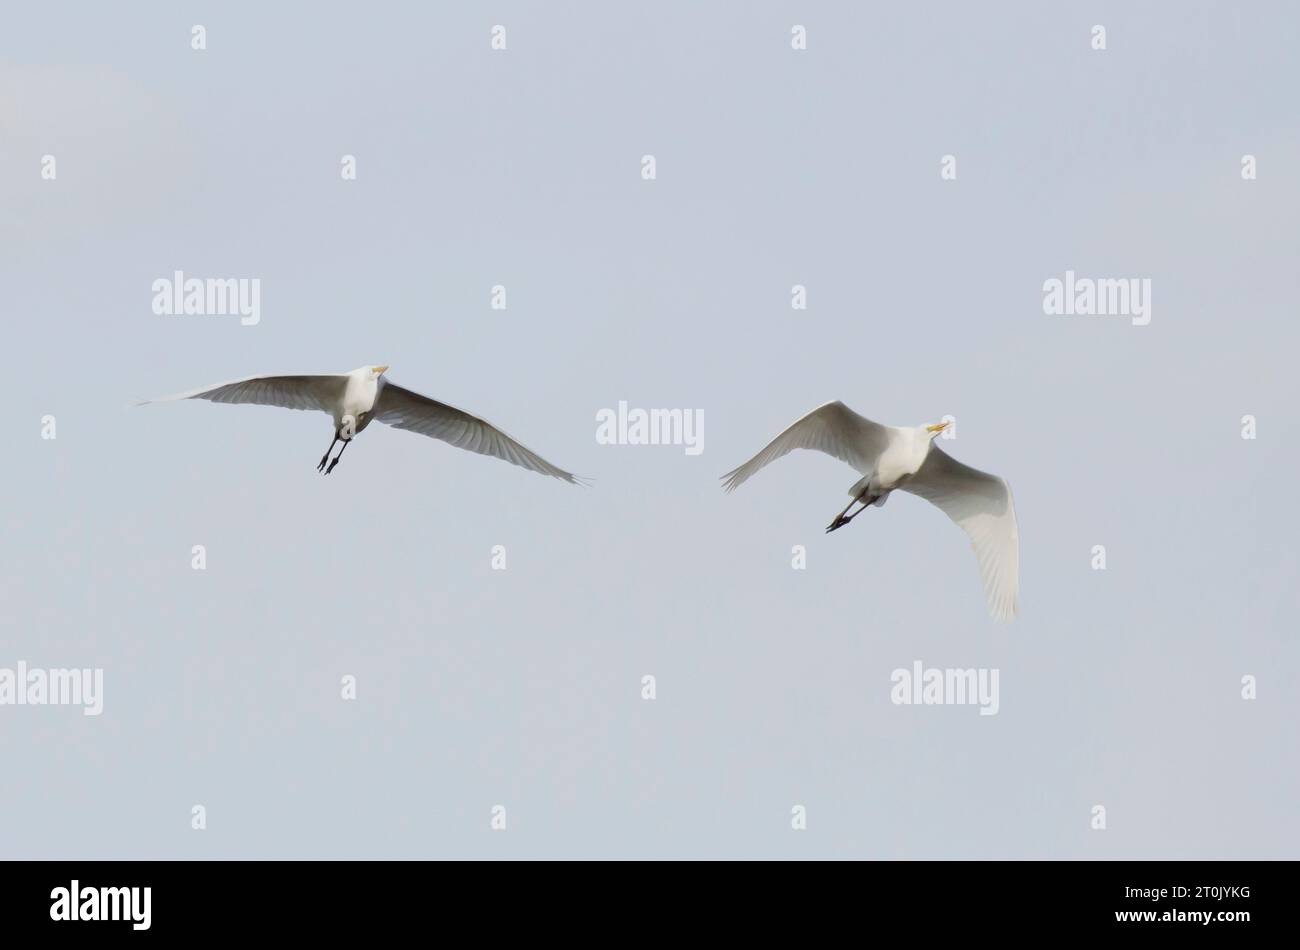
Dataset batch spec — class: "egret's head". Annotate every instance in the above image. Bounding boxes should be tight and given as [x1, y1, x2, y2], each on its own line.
[370, 364, 389, 379]
[924, 421, 951, 439]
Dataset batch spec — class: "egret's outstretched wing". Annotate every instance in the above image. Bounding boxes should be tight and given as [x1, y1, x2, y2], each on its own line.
[903, 445, 1019, 621]
[141, 374, 346, 413]
[374, 383, 580, 483]
[721, 401, 891, 493]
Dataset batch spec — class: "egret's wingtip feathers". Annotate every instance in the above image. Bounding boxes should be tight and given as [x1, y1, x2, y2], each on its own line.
[988, 597, 1019, 622]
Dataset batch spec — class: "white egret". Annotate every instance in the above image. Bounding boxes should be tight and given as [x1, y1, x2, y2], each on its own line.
[141, 365, 581, 481]
[722, 401, 1019, 620]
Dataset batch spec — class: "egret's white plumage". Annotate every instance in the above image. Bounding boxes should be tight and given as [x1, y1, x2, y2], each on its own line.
[142, 365, 580, 482]
[722, 401, 1019, 621]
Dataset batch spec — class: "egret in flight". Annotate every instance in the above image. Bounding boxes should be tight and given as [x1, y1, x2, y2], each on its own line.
[722, 401, 1019, 620]
[141, 365, 581, 481]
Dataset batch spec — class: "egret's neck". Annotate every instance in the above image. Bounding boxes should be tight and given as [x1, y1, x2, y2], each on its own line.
[914, 427, 939, 462]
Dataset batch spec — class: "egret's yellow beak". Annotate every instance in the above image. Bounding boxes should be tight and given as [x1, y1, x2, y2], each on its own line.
[373, 365, 389, 374]
[926, 421, 950, 433]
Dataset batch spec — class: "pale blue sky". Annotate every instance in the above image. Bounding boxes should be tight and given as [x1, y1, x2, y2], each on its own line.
[1, 1, 1297, 857]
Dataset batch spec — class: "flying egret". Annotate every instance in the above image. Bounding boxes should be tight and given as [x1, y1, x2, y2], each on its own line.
[141, 365, 581, 481]
[721, 401, 1019, 621]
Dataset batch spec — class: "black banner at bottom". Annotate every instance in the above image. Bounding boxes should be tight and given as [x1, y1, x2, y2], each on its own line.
[0, 859, 1283, 937]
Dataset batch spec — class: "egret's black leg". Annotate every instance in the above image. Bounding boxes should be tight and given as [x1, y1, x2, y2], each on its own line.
[843, 498, 874, 523]
[318, 433, 339, 472]
[325, 438, 349, 475]
[826, 493, 874, 533]
[826, 497, 858, 533]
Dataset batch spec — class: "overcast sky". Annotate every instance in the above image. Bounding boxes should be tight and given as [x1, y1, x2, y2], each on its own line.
[2, 1, 1297, 858]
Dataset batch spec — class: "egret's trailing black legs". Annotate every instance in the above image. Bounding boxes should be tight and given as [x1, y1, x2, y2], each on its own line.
[826, 493, 874, 533]
[317, 434, 339, 472]
[826, 497, 858, 533]
[325, 438, 349, 475]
